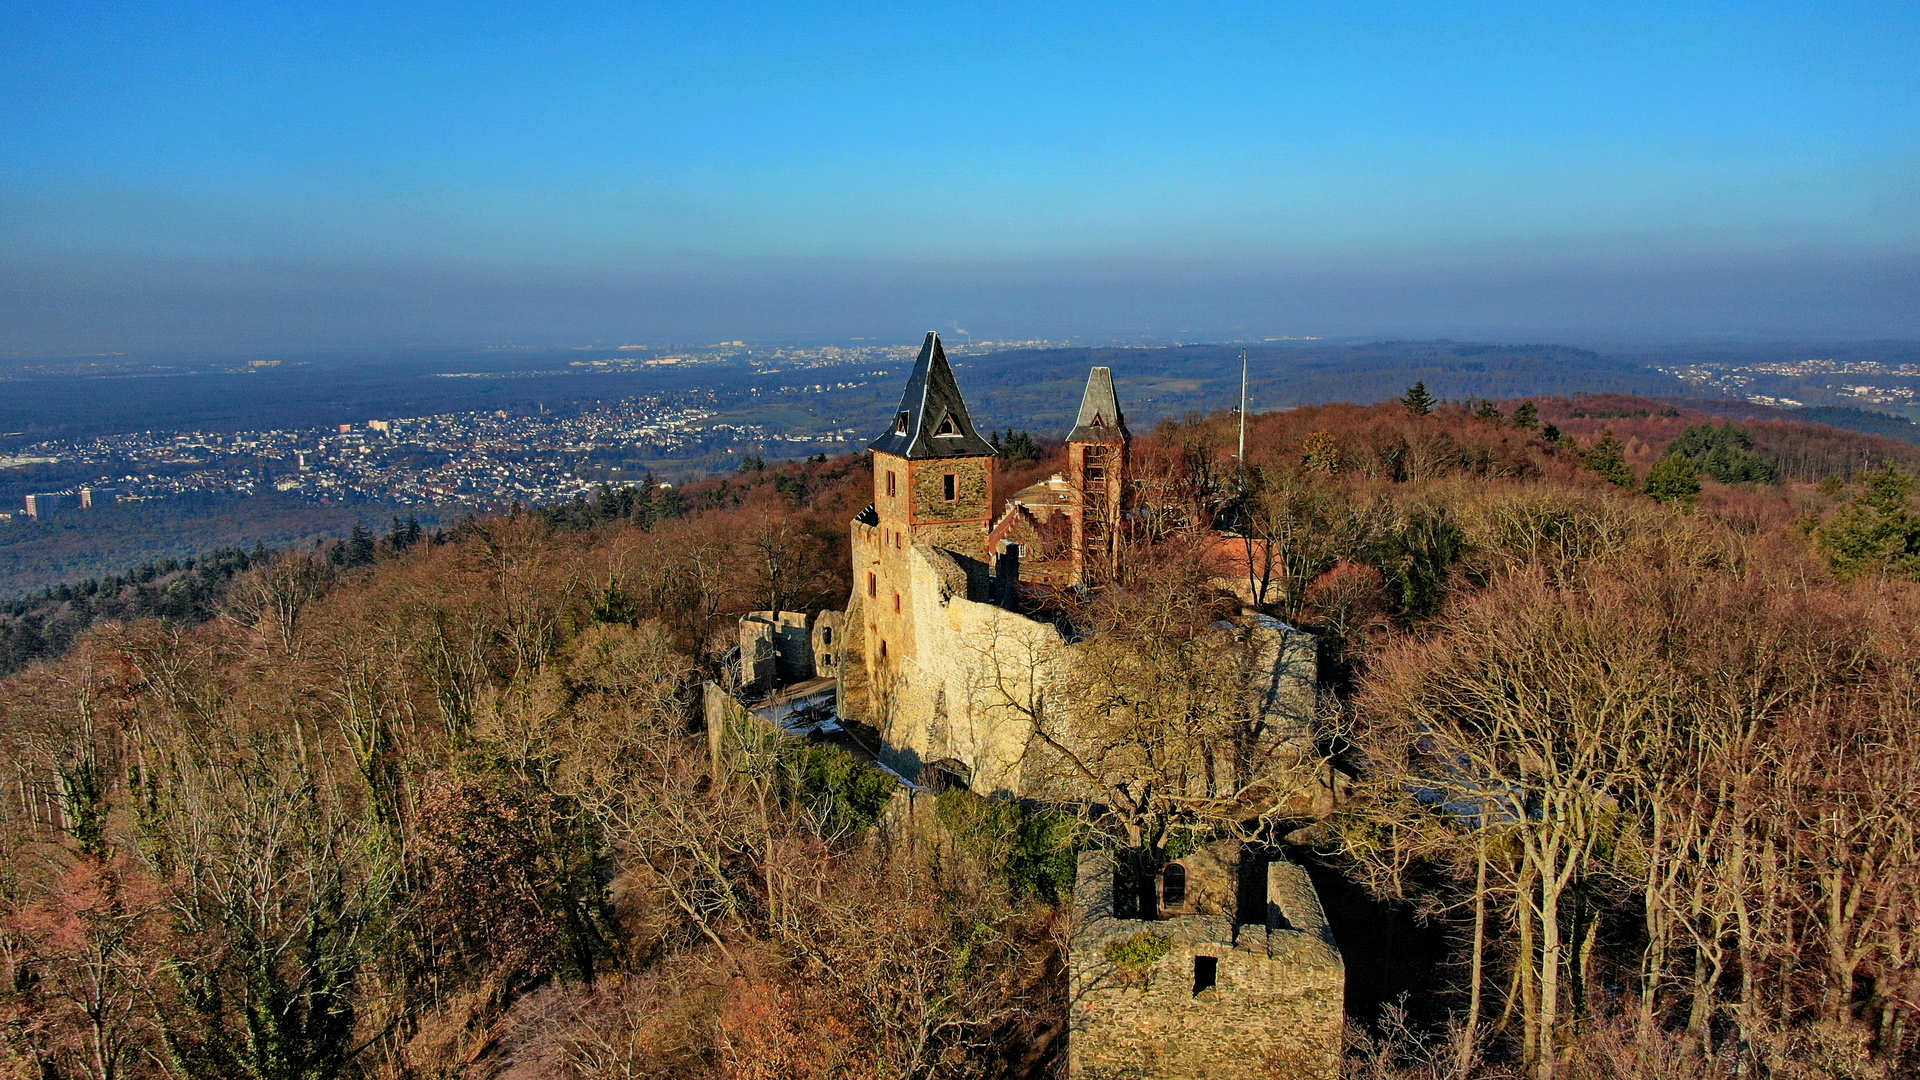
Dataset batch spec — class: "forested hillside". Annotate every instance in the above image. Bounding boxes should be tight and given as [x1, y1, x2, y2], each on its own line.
[0, 492, 441, 597]
[2, 397, 1916, 1079]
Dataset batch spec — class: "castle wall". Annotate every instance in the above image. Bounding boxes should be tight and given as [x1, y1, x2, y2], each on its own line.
[1069, 848, 1344, 1080]
[811, 611, 843, 680]
[846, 534, 1322, 805]
[870, 541, 1062, 794]
[739, 610, 817, 694]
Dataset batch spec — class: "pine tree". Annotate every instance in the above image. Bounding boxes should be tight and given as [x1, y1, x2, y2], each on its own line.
[656, 485, 687, 519]
[1668, 423, 1778, 484]
[1474, 400, 1503, 422]
[1815, 465, 1920, 580]
[1007, 430, 1039, 462]
[346, 523, 377, 566]
[1643, 453, 1701, 505]
[632, 476, 657, 528]
[1512, 400, 1539, 430]
[1402, 382, 1435, 416]
[1584, 432, 1634, 488]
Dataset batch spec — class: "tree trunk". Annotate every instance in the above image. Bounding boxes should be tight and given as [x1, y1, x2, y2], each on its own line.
[1537, 869, 1563, 1080]
[1461, 834, 1489, 1077]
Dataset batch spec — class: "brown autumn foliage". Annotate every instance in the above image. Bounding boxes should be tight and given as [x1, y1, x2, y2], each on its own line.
[0, 397, 1915, 1079]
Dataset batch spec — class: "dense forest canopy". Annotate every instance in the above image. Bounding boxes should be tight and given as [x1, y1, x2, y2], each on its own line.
[1, 396, 1917, 1079]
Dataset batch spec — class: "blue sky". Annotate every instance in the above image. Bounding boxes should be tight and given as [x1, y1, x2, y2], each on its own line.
[3, 2, 1917, 349]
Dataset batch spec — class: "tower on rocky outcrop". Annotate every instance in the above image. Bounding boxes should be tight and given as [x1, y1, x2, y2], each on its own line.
[1066, 366, 1129, 586]
[850, 331, 998, 726]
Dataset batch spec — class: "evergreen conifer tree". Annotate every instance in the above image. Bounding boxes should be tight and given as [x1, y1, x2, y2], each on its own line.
[1007, 430, 1039, 462]
[1815, 465, 1920, 580]
[1512, 400, 1540, 430]
[1643, 453, 1701, 505]
[1474, 400, 1504, 422]
[632, 476, 657, 528]
[1402, 382, 1435, 416]
[1584, 432, 1634, 488]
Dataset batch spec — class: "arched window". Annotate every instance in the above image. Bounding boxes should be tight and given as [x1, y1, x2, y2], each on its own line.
[1161, 863, 1187, 908]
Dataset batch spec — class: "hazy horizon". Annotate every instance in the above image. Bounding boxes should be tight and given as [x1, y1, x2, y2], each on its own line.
[5, 3, 1917, 352]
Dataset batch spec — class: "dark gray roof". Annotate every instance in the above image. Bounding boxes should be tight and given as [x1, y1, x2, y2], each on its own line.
[867, 332, 997, 459]
[1064, 366, 1128, 444]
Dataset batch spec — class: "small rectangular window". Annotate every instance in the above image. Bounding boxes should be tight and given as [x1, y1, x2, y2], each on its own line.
[893, 591, 901, 613]
[886, 471, 897, 498]
[867, 572, 877, 598]
[1193, 956, 1217, 995]
[822, 627, 833, 646]
[943, 473, 957, 501]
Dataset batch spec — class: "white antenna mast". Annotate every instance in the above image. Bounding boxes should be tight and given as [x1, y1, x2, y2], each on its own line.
[1237, 349, 1248, 461]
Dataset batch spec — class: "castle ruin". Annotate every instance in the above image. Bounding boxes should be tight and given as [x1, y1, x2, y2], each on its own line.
[730, 331, 1344, 1076]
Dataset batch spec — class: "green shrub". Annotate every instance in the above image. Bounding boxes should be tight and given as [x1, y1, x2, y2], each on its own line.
[1104, 931, 1173, 986]
[780, 742, 897, 831]
[934, 788, 1084, 903]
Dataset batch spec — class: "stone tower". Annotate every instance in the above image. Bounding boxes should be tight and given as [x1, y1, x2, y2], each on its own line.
[1069, 843, 1344, 1079]
[852, 332, 998, 713]
[1065, 366, 1129, 586]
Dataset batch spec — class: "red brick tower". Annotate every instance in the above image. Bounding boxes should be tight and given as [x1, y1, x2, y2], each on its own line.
[1065, 366, 1129, 586]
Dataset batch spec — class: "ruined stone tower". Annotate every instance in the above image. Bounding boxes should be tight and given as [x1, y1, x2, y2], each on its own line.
[1069, 843, 1345, 1079]
[1065, 366, 1129, 586]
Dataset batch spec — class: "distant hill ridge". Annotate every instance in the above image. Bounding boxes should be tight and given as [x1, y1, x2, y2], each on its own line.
[947, 340, 1684, 436]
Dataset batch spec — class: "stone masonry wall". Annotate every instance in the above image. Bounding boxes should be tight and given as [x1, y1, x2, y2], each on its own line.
[1069, 848, 1344, 1080]
[873, 542, 1060, 792]
[739, 610, 816, 693]
[910, 456, 993, 528]
[811, 610, 843, 680]
[861, 541, 1322, 803]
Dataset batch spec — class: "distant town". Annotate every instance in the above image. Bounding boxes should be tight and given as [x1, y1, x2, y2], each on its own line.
[0, 337, 1072, 524]
[1654, 357, 1920, 411]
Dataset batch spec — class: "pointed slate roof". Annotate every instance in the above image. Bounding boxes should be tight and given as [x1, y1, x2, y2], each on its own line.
[1064, 366, 1129, 444]
[867, 332, 997, 459]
